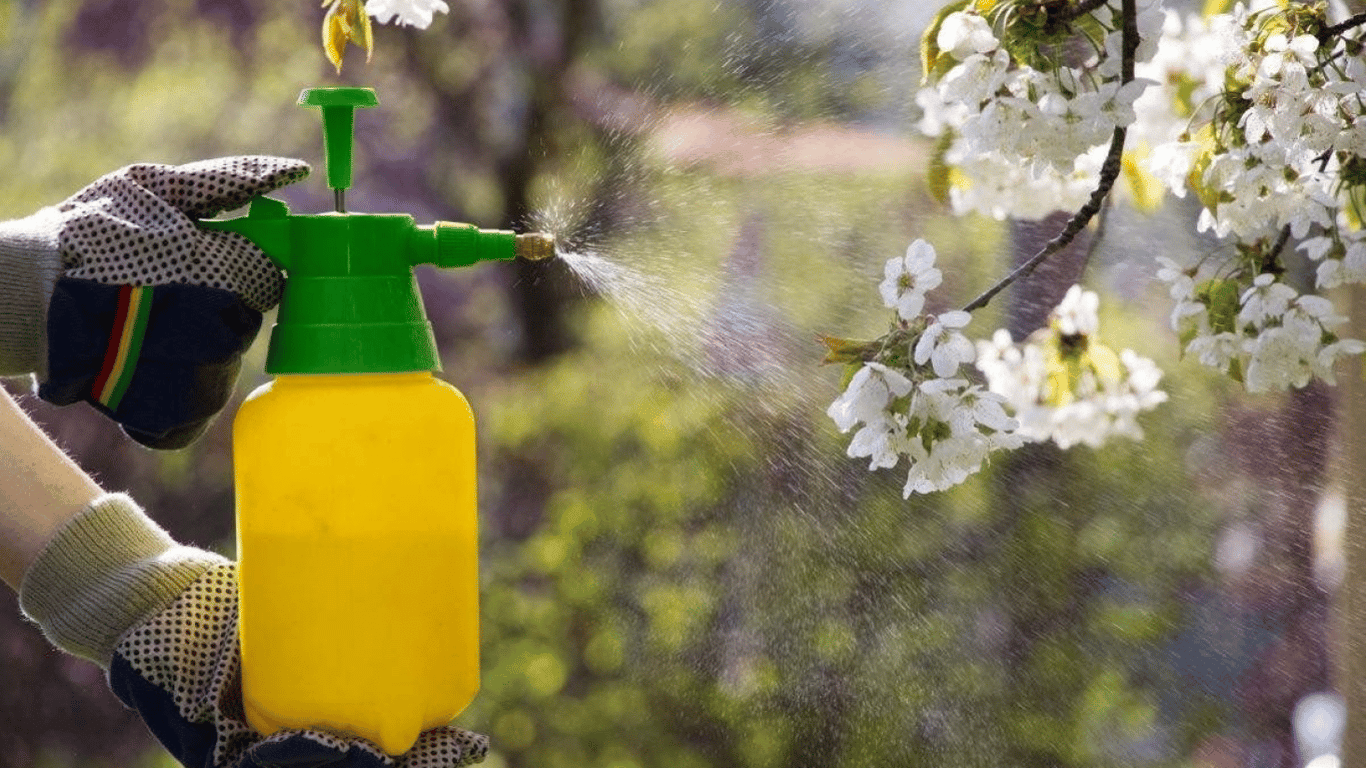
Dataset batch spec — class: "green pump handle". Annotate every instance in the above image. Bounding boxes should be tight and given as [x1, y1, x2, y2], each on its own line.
[299, 86, 376, 205]
[199, 87, 553, 375]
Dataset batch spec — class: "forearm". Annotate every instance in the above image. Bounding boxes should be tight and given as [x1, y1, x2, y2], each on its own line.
[0, 384, 102, 590]
[0, 390, 229, 665]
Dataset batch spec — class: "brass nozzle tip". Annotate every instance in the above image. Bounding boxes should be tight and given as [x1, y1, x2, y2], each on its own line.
[514, 233, 556, 261]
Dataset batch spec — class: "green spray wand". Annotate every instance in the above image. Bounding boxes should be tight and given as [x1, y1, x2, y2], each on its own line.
[200, 86, 554, 375]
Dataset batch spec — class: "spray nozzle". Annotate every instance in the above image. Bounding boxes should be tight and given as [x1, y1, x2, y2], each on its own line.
[515, 232, 556, 261]
[195, 86, 557, 375]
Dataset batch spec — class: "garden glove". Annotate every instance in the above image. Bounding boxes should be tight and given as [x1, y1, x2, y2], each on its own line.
[19, 493, 489, 768]
[0, 156, 309, 449]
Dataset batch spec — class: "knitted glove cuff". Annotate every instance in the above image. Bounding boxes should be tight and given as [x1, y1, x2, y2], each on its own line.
[0, 208, 62, 378]
[18, 492, 229, 668]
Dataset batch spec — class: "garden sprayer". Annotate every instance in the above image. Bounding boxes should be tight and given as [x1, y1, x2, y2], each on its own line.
[200, 86, 554, 755]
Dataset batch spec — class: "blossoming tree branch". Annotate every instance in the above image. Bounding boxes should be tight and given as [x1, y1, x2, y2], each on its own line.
[824, 0, 1366, 496]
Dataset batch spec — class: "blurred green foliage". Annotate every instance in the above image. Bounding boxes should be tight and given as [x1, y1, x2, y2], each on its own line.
[0, 0, 1250, 766]
[469, 149, 1230, 766]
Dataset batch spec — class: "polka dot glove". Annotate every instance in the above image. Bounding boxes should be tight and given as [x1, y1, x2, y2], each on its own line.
[20, 495, 489, 768]
[0, 156, 310, 449]
[113, 563, 490, 768]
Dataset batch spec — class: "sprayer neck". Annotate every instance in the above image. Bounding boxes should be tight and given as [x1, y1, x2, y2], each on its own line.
[200, 198, 520, 375]
[256, 213, 437, 374]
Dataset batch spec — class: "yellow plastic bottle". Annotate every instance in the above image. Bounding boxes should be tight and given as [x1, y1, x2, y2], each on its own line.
[234, 372, 479, 754]
[202, 87, 554, 756]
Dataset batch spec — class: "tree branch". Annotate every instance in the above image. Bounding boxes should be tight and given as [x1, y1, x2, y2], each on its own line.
[961, 0, 1137, 315]
[1320, 12, 1366, 43]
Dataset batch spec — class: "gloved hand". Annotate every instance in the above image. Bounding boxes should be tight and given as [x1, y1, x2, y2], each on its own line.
[0, 157, 309, 449]
[20, 494, 489, 768]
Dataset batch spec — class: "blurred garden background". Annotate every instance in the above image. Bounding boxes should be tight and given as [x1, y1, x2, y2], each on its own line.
[0, 0, 1359, 766]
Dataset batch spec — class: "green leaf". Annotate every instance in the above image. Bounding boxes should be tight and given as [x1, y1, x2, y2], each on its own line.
[1195, 277, 1240, 335]
[839, 360, 862, 391]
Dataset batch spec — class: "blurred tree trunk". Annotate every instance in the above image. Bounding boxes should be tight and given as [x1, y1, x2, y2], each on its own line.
[995, 212, 1094, 768]
[1225, 386, 1334, 767]
[1336, 6, 1366, 764]
[500, 0, 598, 364]
[403, 0, 597, 366]
[1341, 283, 1366, 767]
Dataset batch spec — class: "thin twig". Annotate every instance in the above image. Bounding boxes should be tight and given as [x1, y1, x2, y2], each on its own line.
[961, 0, 1137, 314]
[1257, 224, 1293, 277]
[1271, 225, 1293, 260]
[1080, 193, 1113, 273]
[1320, 12, 1366, 43]
[959, 129, 1127, 313]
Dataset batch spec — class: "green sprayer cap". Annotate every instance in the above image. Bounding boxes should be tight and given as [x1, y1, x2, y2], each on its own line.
[199, 87, 554, 375]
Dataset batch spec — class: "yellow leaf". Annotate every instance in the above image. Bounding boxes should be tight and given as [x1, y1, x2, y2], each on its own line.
[323, 3, 346, 73]
[1041, 344, 1074, 407]
[1201, 0, 1236, 16]
[1345, 186, 1365, 231]
[1045, 363, 1074, 406]
[1185, 123, 1220, 215]
[320, 0, 372, 74]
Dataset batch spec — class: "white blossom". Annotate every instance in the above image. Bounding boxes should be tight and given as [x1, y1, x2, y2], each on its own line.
[1312, 230, 1366, 290]
[847, 418, 906, 471]
[1256, 33, 1317, 84]
[917, 0, 1160, 221]
[937, 12, 997, 61]
[1243, 325, 1316, 392]
[1188, 332, 1241, 370]
[828, 361, 1024, 496]
[827, 363, 912, 434]
[943, 145, 1104, 221]
[1143, 5, 1366, 256]
[936, 49, 1011, 111]
[914, 310, 976, 378]
[901, 379, 1021, 496]
[1054, 285, 1100, 336]
[879, 239, 943, 321]
[1315, 339, 1366, 385]
[1142, 141, 1200, 198]
[828, 364, 915, 471]
[830, 239, 1034, 495]
[366, 0, 449, 28]
[1237, 274, 1297, 330]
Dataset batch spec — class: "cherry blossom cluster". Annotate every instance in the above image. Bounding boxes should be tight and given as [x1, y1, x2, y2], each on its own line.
[1138, 3, 1366, 386]
[1156, 260, 1366, 392]
[827, 241, 1167, 495]
[913, 0, 1366, 395]
[1143, 4, 1366, 244]
[975, 286, 1168, 447]
[915, 0, 1162, 220]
